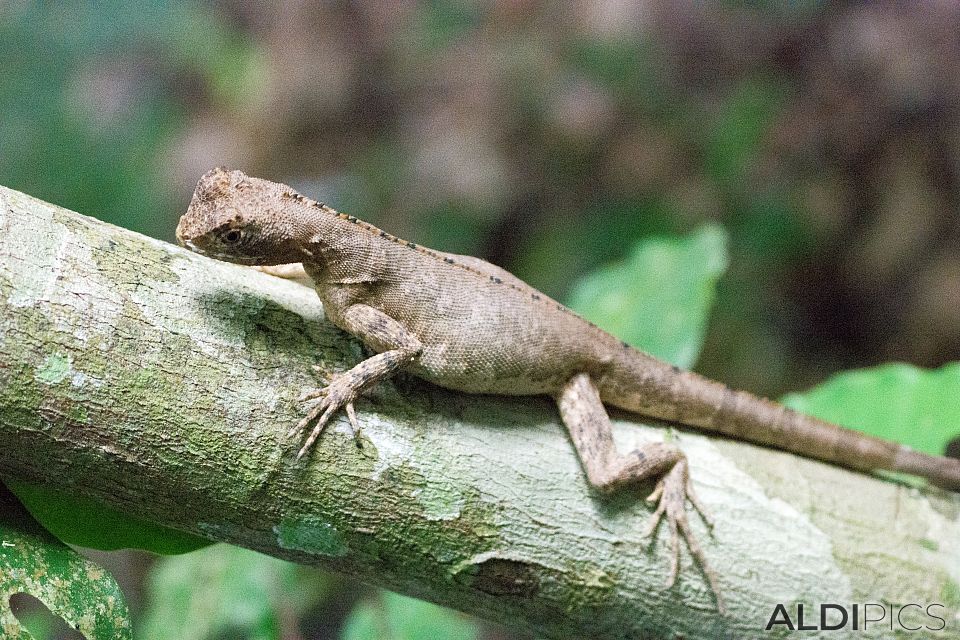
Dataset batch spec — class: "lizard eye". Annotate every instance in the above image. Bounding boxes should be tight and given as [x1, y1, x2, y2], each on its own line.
[222, 228, 242, 245]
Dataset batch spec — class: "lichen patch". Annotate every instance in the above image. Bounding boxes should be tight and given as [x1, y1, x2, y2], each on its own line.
[273, 515, 348, 557]
[413, 483, 464, 521]
[34, 353, 72, 385]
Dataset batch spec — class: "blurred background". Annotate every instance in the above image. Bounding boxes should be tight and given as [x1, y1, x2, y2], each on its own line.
[3, 1, 959, 638]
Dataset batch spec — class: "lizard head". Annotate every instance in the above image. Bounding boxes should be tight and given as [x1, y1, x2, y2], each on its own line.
[176, 167, 312, 265]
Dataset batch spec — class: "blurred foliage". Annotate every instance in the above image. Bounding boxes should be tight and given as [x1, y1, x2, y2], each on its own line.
[5, 0, 960, 638]
[0, 0, 261, 239]
[6, 480, 209, 555]
[0, 485, 131, 640]
[569, 225, 727, 368]
[340, 591, 479, 640]
[139, 545, 332, 640]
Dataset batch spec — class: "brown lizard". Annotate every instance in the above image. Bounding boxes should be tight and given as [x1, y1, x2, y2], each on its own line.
[175, 167, 960, 613]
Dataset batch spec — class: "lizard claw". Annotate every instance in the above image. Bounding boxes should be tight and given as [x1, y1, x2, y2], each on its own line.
[296, 366, 335, 402]
[642, 460, 725, 614]
[299, 387, 329, 402]
[345, 402, 363, 448]
[291, 372, 363, 458]
[288, 399, 322, 439]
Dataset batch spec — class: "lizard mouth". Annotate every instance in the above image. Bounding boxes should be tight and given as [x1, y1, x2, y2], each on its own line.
[176, 233, 216, 258]
[177, 234, 207, 255]
[185, 242, 264, 265]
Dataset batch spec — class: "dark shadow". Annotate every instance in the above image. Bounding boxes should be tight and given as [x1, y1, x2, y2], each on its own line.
[0, 481, 48, 535]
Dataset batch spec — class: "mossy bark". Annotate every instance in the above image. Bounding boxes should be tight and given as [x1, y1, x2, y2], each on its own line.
[0, 185, 958, 639]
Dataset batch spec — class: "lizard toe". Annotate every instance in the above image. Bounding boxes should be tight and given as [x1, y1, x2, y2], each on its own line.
[292, 372, 365, 458]
[644, 460, 726, 614]
[296, 402, 338, 459]
[299, 387, 329, 402]
[345, 402, 363, 448]
[289, 395, 331, 439]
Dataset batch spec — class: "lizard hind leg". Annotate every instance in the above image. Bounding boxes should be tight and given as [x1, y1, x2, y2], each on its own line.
[556, 373, 725, 614]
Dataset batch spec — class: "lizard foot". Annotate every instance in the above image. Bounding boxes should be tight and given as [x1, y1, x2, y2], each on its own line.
[290, 372, 364, 458]
[642, 459, 725, 614]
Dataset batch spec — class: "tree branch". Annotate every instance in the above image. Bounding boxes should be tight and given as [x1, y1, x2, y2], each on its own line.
[0, 184, 957, 639]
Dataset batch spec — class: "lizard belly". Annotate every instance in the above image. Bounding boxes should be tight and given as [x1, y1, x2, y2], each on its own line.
[408, 349, 570, 395]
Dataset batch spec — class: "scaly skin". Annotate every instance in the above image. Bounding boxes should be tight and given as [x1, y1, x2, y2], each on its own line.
[176, 167, 960, 614]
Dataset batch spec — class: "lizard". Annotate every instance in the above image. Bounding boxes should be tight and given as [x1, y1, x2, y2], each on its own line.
[175, 167, 960, 614]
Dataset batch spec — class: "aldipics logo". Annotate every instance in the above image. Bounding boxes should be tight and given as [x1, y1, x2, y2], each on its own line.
[765, 603, 947, 633]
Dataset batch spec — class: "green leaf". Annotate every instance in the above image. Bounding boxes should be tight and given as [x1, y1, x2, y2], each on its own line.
[0, 485, 132, 640]
[567, 225, 728, 368]
[340, 590, 479, 640]
[781, 362, 960, 457]
[139, 544, 331, 640]
[5, 480, 210, 555]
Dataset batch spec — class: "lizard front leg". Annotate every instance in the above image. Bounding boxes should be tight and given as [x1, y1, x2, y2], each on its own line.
[253, 263, 315, 288]
[291, 304, 422, 459]
[556, 372, 724, 613]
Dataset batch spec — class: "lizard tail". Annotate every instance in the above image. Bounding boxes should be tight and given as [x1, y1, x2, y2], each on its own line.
[598, 352, 960, 491]
[890, 448, 960, 491]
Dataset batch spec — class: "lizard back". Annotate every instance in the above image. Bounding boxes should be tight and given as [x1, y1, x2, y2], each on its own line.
[305, 215, 624, 396]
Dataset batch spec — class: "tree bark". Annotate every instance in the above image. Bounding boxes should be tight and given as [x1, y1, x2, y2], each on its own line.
[0, 184, 958, 639]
